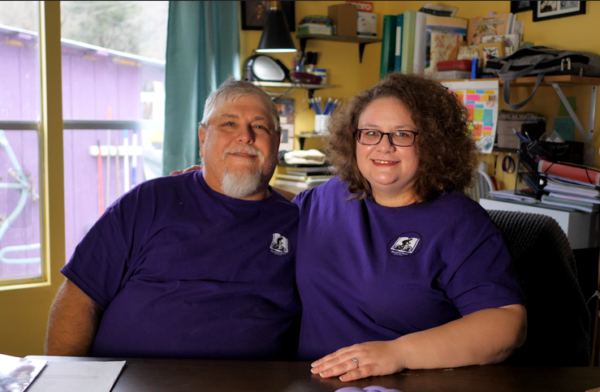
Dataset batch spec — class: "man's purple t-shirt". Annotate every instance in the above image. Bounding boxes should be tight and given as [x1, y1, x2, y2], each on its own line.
[62, 171, 301, 360]
[293, 176, 524, 361]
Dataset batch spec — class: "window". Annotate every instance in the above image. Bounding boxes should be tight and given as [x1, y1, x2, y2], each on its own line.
[59, 1, 168, 261]
[0, 2, 45, 285]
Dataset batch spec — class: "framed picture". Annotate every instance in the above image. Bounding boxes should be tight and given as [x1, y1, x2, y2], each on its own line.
[478, 42, 505, 68]
[241, 1, 296, 31]
[511, 1, 534, 13]
[533, 1, 586, 22]
[274, 98, 295, 151]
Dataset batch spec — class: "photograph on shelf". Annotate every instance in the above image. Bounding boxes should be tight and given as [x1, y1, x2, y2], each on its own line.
[533, 1, 586, 22]
[240, 1, 296, 31]
[510, 1, 534, 13]
[274, 97, 295, 151]
[478, 42, 505, 68]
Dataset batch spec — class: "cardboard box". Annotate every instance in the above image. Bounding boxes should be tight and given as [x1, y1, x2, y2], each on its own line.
[328, 4, 357, 37]
[357, 11, 376, 37]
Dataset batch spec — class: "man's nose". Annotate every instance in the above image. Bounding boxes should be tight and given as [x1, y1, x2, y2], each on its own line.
[236, 124, 256, 143]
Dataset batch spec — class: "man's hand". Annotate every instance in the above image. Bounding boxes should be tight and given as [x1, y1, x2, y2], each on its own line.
[310, 340, 407, 382]
[170, 165, 202, 176]
[46, 280, 103, 356]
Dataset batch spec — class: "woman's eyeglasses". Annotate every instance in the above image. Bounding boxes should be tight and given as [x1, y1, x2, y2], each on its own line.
[355, 129, 419, 147]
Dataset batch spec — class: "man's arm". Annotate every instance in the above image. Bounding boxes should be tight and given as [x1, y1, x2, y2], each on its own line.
[45, 279, 104, 356]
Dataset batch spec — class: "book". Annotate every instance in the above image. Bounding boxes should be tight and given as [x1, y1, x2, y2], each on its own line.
[547, 192, 600, 204]
[380, 15, 397, 79]
[286, 166, 334, 175]
[401, 11, 416, 74]
[394, 14, 404, 72]
[487, 189, 540, 204]
[427, 32, 463, 74]
[482, 34, 520, 56]
[541, 195, 600, 213]
[424, 14, 467, 73]
[544, 178, 600, 198]
[538, 160, 600, 186]
[277, 174, 333, 183]
[413, 11, 427, 74]
[468, 13, 512, 45]
[545, 174, 600, 190]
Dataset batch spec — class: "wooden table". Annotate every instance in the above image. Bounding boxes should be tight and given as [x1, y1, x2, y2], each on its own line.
[26, 356, 600, 392]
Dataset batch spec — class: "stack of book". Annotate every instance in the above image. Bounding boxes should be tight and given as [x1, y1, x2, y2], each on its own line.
[538, 160, 600, 213]
[275, 166, 334, 193]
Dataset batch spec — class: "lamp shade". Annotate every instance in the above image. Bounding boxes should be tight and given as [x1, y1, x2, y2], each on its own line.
[257, 7, 296, 53]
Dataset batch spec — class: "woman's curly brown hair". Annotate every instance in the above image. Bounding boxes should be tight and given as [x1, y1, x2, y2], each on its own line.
[325, 73, 479, 203]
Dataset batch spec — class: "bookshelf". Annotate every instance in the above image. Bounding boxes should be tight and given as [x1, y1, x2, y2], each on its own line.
[296, 34, 381, 63]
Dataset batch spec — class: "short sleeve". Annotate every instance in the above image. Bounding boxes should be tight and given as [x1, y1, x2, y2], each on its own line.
[445, 232, 525, 316]
[61, 190, 145, 309]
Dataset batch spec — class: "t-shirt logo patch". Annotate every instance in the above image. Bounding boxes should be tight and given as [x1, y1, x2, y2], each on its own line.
[270, 233, 289, 256]
[388, 232, 422, 257]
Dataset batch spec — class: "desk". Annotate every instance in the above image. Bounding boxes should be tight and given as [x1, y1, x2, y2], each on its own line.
[26, 356, 600, 392]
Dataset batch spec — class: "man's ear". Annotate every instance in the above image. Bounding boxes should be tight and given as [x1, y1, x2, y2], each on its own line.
[198, 126, 207, 159]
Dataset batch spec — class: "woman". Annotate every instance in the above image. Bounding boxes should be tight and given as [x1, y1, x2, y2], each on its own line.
[293, 73, 526, 381]
[173, 74, 527, 381]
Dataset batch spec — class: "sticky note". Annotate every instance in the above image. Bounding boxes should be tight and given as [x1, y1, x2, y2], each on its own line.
[483, 126, 493, 131]
[472, 124, 483, 137]
[474, 109, 484, 122]
[466, 90, 476, 94]
[467, 107, 475, 121]
[484, 90, 494, 94]
[466, 101, 475, 105]
[558, 96, 576, 117]
[476, 90, 485, 94]
[482, 109, 494, 124]
[475, 104, 484, 109]
[483, 131, 492, 135]
[467, 94, 479, 101]
[479, 95, 489, 102]
[553, 117, 575, 141]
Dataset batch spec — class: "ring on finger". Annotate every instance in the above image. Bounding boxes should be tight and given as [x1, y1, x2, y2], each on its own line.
[351, 357, 359, 368]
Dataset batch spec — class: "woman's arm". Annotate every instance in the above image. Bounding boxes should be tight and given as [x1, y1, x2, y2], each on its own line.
[311, 304, 527, 382]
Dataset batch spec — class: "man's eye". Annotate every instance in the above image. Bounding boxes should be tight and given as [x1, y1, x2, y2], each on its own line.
[223, 121, 235, 126]
[254, 124, 269, 132]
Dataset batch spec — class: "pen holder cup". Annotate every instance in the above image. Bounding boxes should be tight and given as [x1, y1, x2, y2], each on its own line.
[315, 115, 331, 135]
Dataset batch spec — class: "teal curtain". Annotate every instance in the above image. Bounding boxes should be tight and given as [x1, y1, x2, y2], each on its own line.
[163, 1, 240, 175]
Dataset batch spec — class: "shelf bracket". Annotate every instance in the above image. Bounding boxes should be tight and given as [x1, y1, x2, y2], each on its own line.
[299, 38, 308, 57]
[550, 83, 594, 146]
[358, 43, 367, 63]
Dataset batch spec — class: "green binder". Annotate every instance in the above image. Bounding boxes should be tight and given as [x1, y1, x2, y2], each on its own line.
[380, 15, 396, 79]
[401, 11, 416, 74]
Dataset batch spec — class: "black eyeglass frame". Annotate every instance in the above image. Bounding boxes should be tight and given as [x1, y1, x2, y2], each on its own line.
[355, 129, 419, 147]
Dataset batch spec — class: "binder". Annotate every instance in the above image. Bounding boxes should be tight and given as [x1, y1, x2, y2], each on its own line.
[380, 15, 397, 79]
[401, 11, 416, 74]
[394, 14, 404, 72]
[413, 11, 427, 74]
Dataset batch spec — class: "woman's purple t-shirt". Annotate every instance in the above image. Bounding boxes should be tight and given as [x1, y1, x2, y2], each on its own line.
[62, 171, 301, 360]
[293, 176, 524, 361]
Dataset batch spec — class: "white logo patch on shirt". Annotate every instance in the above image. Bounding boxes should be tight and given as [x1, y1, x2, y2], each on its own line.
[388, 232, 423, 257]
[270, 233, 289, 256]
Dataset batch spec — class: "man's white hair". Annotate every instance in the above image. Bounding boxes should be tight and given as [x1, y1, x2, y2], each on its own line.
[200, 77, 280, 132]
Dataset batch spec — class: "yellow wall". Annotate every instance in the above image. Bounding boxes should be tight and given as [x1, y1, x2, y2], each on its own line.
[241, 1, 600, 189]
[2, 1, 600, 358]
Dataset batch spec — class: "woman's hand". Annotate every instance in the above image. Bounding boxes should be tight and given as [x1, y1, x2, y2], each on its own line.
[170, 165, 202, 176]
[310, 340, 407, 382]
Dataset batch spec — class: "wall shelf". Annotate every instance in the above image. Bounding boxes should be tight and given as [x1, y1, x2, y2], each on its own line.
[297, 34, 381, 63]
[294, 133, 324, 149]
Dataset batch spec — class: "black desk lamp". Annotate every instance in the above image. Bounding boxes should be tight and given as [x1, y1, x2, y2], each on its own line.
[256, 1, 297, 53]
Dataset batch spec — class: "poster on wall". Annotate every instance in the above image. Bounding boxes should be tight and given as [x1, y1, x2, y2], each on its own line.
[274, 97, 295, 151]
[442, 80, 499, 154]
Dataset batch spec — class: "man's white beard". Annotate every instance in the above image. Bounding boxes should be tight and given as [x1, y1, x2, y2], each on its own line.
[221, 166, 263, 198]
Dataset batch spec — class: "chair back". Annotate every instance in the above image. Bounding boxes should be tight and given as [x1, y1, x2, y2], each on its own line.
[467, 169, 494, 202]
[488, 210, 590, 366]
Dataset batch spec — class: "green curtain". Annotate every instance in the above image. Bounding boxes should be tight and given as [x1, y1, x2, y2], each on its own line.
[163, 1, 240, 175]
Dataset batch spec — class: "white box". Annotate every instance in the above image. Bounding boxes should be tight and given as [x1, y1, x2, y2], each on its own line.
[357, 12, 376, 37]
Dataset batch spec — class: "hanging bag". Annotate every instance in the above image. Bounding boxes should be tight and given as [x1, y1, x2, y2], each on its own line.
[485, 46, 600, 110]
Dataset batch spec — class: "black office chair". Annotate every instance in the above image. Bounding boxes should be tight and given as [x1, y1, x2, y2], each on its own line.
[487, 210, 591, 366]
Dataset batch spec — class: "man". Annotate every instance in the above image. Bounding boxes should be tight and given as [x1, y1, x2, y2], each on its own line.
[46, 79, 301, 360]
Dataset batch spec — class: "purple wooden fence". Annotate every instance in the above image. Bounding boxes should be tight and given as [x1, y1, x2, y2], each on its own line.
[0, 26, 165, 279]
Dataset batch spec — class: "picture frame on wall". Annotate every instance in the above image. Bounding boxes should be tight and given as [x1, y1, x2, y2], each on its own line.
[241, 1, 296, 31]
[533, 1, 586, 22]
[478, 42, 505, 68]
[510, 1, 534, 13]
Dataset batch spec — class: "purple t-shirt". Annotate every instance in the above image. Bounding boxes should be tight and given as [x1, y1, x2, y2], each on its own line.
[62, 171, 301, 360]
[293, 176, 524, 361]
